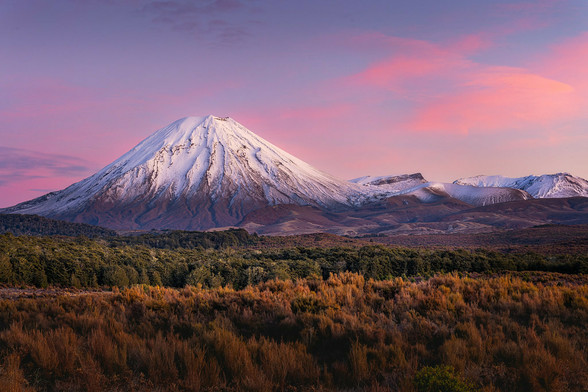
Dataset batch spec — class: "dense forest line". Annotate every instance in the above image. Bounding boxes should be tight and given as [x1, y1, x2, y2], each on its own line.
[0, 214, 117, 237]
[0, 214, 259, 248]
[0, 233, 586, 289]
[0, 273, 585, 391]
[111, 228, 259, 249]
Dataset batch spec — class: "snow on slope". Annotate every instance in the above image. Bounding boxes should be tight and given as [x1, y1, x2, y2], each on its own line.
[399, 182, 532, 206]
[454, 173, 588, 198]
[352, 174, 532, 206]
[1, 116, 367, 229]
[350, 173, 427, 192]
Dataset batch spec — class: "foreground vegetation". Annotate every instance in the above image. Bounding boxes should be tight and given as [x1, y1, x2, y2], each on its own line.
[0, 226, 586, 391]
[0, 272, 586, 391]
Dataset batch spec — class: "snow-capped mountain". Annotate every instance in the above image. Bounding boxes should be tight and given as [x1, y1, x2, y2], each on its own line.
[2, 115, 585, 233]
[398, 182, 532, 206]
[350, 173, 427, 192]
[454, 173, 588, 198]
[352, 173, 531, 206]
[0, 115, 366, 229]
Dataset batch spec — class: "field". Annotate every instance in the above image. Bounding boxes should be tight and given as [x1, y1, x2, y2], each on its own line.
[0, 225, 586, 391]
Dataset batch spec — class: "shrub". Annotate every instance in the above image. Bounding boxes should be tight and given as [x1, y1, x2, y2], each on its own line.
[414, 365, 477, 392]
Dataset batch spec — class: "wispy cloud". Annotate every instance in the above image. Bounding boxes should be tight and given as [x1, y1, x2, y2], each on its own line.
[496, 0, 564, 13]
[140, 0, 258, 45]
[335, 31, 582, 135]
[0, 147, 91, 185]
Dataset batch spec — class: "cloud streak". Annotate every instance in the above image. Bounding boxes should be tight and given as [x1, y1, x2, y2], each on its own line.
[140, 0, 258, 45]
[0, 146, 91, 183]
[0, 147, 95, 206]
[339, 32, 583, 135]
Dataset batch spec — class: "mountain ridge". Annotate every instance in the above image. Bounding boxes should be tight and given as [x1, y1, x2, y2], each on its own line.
[454, 173, 588, 198]
[351, 173, 532, 206]
[2, 115, 587, 233]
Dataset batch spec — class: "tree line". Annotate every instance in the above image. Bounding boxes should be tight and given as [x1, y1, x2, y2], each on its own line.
[1, 233, 585, 289]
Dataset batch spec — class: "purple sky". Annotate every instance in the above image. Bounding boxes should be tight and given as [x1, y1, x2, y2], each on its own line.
[1, 0, 587, 207]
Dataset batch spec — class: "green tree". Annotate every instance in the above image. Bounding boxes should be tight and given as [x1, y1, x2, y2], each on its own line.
[103, 266, 130, 287]
[414, 366, 476, 392]
[0, 255, 13, 283]
[32, 269, 48, 288]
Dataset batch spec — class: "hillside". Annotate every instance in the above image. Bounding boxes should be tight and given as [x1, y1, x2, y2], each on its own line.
[0, 214, 116, 237]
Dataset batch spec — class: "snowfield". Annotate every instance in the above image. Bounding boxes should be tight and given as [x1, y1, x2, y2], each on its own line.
[455, 173, 588, 198]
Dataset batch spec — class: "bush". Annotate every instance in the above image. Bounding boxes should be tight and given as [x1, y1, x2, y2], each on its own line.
[414, 365, 476, 392]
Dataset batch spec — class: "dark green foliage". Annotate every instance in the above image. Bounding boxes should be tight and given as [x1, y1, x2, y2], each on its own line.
[415, 366, 476, 392]
[0, 214, 258, 249]
[0, 214, 117, 237]
[110, 228, 258, 249]
[0, 234, 586, 288]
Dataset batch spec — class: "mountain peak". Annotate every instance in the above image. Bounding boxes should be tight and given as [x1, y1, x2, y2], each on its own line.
[148, 115, 240, 145]
[1, 116, 365, 230]
[454, 173, 588, 198]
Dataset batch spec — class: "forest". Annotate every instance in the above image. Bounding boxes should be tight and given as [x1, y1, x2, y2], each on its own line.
[0, 232, 586, 289]
[0, 224, 586, 391]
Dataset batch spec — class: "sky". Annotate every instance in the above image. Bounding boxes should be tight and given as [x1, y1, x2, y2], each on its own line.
[1, 0, 587, 207]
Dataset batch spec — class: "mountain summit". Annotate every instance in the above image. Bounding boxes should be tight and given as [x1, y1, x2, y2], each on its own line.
[454, 173, 588, 198]
[1, 115, 365, 229]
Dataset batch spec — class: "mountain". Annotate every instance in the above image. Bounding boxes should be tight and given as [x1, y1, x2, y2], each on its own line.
[2, 115, 586, 234]
[351, 173, 427, 190]
[351, 173, 531, 207]
[240, 196, 588, 236]
[0, 116, 366, 230]
[454, 173, 588, 198]
[395, 182, 532, 206]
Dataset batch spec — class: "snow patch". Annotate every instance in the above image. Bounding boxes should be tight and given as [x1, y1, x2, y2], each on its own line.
[455, 173, 588, 198]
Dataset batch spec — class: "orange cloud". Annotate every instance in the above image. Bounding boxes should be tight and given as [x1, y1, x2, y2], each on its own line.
[406, 68, 577, 133]
[407, 73, 574, 134]
[342, 31, 585, 135]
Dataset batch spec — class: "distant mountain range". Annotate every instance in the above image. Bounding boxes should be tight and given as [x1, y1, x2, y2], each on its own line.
[454, 173, 588, 198]
[1, 115, 587, 234]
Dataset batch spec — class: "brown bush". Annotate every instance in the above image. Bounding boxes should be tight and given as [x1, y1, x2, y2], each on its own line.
[0, 272, 585, 391]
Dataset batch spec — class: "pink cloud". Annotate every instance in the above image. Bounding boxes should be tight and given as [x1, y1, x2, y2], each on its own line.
[540, 32, 588, 87]
[502, 126, 588, 150]
[340, 34, 478, 95]
[348, 56, 452, 90]
[238, 30, 588, 181]
[447, 34, 494, 54]
[406, 67, 577, 134]
[339, 30, 585, 135]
